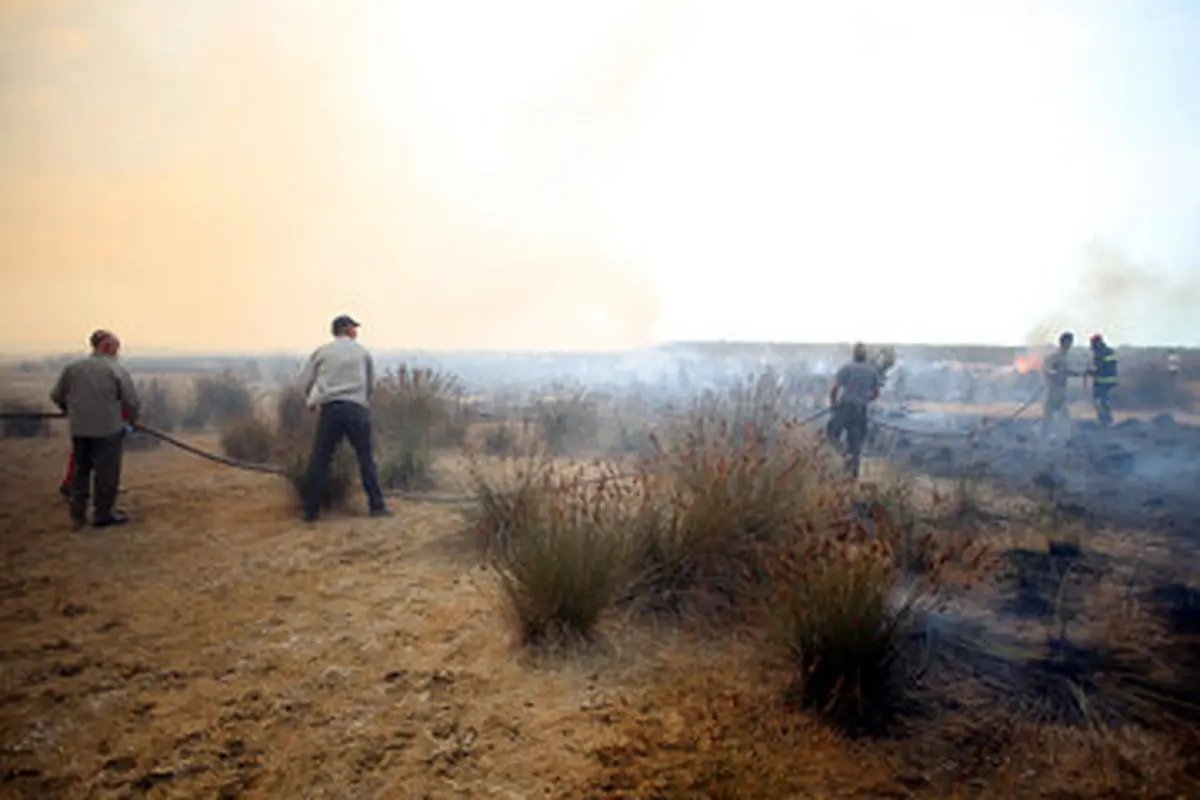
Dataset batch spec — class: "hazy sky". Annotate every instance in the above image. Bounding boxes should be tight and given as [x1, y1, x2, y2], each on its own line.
[1, 0, 1198, 355]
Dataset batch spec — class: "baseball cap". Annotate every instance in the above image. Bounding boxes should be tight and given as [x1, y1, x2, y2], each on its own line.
[331, 314, 361, 335]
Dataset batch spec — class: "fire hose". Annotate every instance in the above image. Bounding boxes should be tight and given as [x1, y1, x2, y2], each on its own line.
[1, 398, 1023, 485]
[0, 406, 838, 501]
[0, 410, 284, 475]
[869, 386, 1045, 440]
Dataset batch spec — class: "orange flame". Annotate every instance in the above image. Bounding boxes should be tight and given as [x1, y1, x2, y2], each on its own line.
[1013, 352, 1043, 375]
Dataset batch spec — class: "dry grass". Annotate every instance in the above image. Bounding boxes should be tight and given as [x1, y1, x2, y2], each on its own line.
[2, 365, 1199, 797]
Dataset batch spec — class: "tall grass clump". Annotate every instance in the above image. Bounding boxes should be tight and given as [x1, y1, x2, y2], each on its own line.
[764, 526, 929, 733]
[182, 372, 255, 430]
[371, 364, 470, 449]
[625, 411, 845, 616]
[469, 455, 559, 559]
[0, 397, 51, 438]
[469, 456, 628, 644]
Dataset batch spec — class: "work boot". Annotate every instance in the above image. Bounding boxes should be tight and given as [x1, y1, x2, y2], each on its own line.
[369, 507, 393, 518]
[93, 511, 130, 529]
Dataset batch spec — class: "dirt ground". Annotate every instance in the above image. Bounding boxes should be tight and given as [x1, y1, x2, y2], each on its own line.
[1, 430, 648, 798]
[3, 422, 1197, 797]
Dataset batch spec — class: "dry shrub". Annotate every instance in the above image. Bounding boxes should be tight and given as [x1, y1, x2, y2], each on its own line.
[482, 421, 521, 457]
[625, 414, 844, 616]
[764, 532, 928, 733]
[371, 364, 469, 449]
[278, 447, 356, 511]
[534, 383, 601, 454]
[470, 457, 627, 643]
[136, 379, 181, 431]
[469, 455, 558, 559]
[183, 372, 255, 430]
[219, 417, 274, 464]
[123, 379, 182, 450]
[379, 446, 435, 492]
[1, 397, 51, 438]
[275, 384, 307, 436]
[467, 374, 952, 727]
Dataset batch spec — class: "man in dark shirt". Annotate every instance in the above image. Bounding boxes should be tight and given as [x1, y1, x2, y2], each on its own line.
[826, 342, 881, 478]
[1087, 333, 1119, 427]
[49, 330, 140, 529]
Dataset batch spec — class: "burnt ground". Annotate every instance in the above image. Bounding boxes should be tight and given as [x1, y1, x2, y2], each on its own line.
[874, 411, 1200, 546]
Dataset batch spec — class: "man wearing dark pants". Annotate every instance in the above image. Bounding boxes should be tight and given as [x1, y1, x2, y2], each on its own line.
[50, 330, 140, 529]
[299, 314, 390, 522]
[826, 342, 881, 478]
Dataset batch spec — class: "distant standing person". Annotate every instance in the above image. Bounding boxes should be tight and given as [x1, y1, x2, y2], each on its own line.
[1166, 350, 1182, 408]
[1042, 331, 1077, 440]
[1087, 333, 1119, 427]
[826, 342, 881, 478]
[298, 314, 391, 522]
[50, 330, 140, 528]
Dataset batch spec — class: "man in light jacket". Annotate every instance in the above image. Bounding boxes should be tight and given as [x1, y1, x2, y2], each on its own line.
[298, 314, 390, 521]
[50, 329, 140, 529]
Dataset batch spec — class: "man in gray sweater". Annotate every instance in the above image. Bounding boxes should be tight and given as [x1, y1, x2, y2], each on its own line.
[50, 329, 140, 528]
[826, 342, 881, 478]
[298, 314, 390, 521]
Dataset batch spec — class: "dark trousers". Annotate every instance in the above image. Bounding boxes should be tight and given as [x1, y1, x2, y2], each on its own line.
[1093, 384, 1115, 427]
[826, 403, 869, 477]
[303, 401, 385, 516]
[70, 433, 124, 523]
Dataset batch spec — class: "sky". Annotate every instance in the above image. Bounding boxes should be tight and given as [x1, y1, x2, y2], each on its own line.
[1, 0, 1198, 355]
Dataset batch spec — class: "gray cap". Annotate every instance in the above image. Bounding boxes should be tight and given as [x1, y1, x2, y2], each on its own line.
[331, 314, 360, 335]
